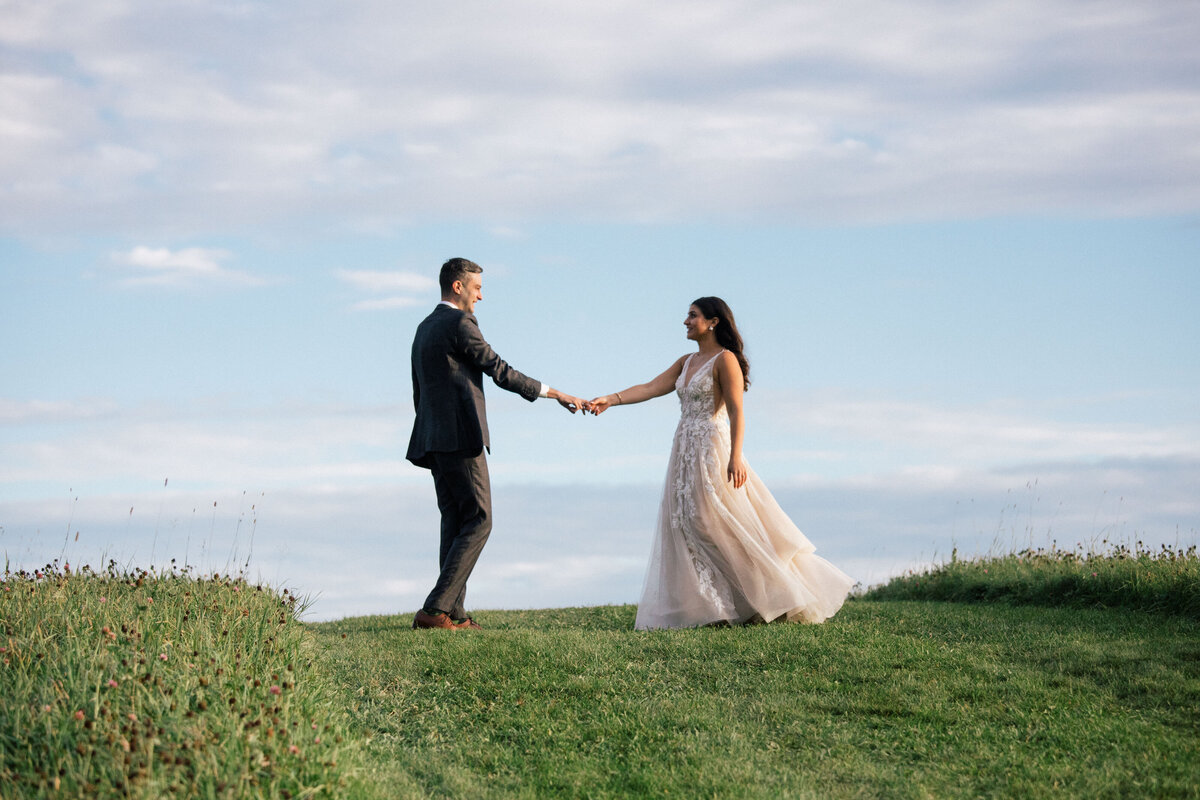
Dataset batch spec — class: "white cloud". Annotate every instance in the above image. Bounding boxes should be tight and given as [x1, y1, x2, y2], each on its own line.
[1, 1, 1197, 236]
[109, 246, 265, 288]
[0, 398, 118, 424]
[756, 393, 1200, 476]
[349, 297, 428, 312]
[334, 269, 437, 311]
[7, 389, 1195, 511]
[334, 270, 435, 294]
[487, 226, 527, 241]
[0, 401, 423, 490]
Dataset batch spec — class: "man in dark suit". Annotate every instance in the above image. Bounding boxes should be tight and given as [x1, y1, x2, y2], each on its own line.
[406, 257, 589, 630]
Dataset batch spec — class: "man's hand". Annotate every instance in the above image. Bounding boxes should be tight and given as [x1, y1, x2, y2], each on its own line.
[547, 388, 592, 414]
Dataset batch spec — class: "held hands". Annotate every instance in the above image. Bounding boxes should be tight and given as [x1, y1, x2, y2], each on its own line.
[587, 394, 617, 415]
[547, 387, 594, 414]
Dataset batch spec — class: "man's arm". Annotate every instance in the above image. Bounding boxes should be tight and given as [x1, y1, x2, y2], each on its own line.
[456, 314, 542, 400]
[456, 315, 590, 413]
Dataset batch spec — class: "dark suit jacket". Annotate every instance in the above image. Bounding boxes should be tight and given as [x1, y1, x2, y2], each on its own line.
[406, 304, 542, 468]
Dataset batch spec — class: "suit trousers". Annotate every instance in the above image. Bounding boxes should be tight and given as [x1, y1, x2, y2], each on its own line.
[423, 449, 492, 620]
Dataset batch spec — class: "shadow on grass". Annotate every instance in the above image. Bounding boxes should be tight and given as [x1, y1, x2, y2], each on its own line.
[311, 604, 640, 635]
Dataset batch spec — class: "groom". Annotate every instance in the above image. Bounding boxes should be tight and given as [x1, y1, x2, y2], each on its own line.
[406, 257, 589, 630]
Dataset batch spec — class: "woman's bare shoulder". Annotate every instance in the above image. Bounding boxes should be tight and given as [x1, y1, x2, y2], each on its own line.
[715, 350, 740, 369]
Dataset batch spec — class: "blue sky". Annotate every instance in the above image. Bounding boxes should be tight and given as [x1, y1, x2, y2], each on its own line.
[2, 1, 1198, 620]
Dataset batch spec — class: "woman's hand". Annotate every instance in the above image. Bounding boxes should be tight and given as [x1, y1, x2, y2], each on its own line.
[588, 395, 619, 415]
[727, 455, 748, 489]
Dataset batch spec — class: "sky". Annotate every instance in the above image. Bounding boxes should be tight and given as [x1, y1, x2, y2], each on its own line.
[2, 0, 1198, 621]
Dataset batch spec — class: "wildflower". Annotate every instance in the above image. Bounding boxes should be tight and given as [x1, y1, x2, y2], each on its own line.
[289, 745, 300, 755]
[99, 597, 107, 603]
[269, 685, 282, 696]
[159, 653, 168, 661]
[43, 705, 52, 713]
[74, 710, 85, 721]
[128, 713, 138, 722]
[107, 679, 119, 689]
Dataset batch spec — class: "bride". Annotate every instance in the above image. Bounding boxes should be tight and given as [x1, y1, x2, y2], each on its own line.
[590, 297, 854, 630]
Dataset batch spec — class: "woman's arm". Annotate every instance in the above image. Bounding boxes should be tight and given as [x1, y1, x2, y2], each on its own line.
[715, 351, 747, 489]
[590, 356, 687, 415]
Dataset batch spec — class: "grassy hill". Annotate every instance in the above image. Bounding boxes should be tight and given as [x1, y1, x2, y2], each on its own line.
[3, 548, 1198, 798]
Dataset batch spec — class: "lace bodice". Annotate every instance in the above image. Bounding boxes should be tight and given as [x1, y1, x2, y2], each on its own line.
[676, 351, 729, 430]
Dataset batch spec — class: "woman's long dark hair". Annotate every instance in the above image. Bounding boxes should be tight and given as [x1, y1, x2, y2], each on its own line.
[692, 296, 750, 391]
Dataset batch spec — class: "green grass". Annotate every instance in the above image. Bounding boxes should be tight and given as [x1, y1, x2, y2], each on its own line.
[4, 549, 1199, 798]
[865, 541, 1200, 618]
[315, 602, 1199, 799]
[1, 562, 366, 799]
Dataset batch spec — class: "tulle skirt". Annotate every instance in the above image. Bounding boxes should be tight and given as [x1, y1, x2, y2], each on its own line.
[634, 420, 854, 630]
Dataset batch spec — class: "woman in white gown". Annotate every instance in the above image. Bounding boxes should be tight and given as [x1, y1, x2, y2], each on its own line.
[590, 297, 854, 630]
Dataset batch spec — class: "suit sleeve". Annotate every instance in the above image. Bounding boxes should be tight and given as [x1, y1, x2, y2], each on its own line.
[456, 315, 542, 402]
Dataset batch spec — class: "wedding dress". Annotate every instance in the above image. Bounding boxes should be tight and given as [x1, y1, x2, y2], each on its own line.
[634, 350, 855, 630]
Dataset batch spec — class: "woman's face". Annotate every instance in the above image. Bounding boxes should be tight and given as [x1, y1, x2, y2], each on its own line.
[684, 305, 715, 340]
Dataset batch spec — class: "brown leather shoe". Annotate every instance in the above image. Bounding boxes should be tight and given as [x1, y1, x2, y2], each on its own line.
[453, 617, 483, 630]
[413, 609, 458, 630]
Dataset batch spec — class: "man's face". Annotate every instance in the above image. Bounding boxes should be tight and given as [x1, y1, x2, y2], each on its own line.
[453, 273, 483, 313]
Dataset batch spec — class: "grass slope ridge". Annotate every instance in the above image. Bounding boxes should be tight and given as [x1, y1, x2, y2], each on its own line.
[1, 562, 366, 798]
[864, 541, 1200, 618]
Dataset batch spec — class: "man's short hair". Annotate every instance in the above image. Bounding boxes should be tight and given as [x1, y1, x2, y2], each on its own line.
[439, 258, 482, 294]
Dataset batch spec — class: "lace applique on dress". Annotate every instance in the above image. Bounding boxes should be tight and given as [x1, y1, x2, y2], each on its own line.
[669, 352, 736, 619]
